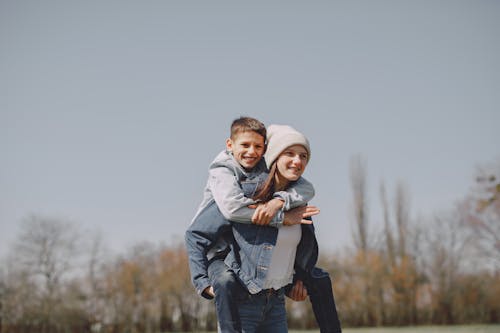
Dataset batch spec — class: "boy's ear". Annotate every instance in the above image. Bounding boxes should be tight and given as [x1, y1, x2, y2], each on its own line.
[225, 138, 233, 152]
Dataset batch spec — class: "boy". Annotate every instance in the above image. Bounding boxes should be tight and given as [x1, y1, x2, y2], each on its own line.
[185, 117, 316, 332]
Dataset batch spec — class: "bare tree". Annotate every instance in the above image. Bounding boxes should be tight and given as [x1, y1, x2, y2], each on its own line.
[84, 231, 109, 331]
[12, 215, 80, 333]
[395, 182, 410, 258]
[350, 155, 369, 252]
[380, 181, 395, 266]
[1, 258, 39, 331]
[379, 181, 420, 324]
[156, 243, 200, 331]
[423, 210, 470, 324]
[349, 155, 382, 325]
[464, 161, 500, 270]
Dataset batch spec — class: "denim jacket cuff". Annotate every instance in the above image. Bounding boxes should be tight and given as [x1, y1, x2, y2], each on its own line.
[273, 192, 291, 211]
[269, 207, 284, 228]
[196, 279, 213, 300]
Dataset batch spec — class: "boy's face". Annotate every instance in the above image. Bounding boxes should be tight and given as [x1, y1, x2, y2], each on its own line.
[226, 131, 266, 170]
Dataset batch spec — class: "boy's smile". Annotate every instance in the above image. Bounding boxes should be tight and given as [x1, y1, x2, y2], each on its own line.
[226, 131, 266, 170]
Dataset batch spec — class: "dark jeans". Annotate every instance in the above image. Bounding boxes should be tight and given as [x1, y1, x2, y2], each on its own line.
[208, 258, 243, 333]
[304, 267, 342, 333]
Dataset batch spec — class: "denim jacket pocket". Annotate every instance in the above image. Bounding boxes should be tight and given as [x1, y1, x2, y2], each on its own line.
[240, 179, 260, 198]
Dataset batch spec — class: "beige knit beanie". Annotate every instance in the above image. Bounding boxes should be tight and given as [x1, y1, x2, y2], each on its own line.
[264, 124, 311, 168]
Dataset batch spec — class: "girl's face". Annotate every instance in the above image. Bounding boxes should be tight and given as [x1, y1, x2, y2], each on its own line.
[276, 144, 309, 182]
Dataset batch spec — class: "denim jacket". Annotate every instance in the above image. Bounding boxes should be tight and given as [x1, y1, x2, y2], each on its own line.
[227, 215, 318, 294]
[186, 150, 315, 297]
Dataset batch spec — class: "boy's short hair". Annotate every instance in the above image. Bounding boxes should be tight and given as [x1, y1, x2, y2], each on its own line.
[230, 116, 267, 141]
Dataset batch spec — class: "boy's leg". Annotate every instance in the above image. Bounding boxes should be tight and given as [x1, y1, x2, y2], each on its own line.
[306, 267, 342, 333]
[208, 257, 243, 333]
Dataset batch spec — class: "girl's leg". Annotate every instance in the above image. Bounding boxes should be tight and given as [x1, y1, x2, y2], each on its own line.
[257, 289, 288, 333]
[307, 267, 342, 333]
[237, 292, 265, 333]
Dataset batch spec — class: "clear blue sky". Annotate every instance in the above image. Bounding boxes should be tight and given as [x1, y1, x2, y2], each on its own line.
[1, 1, 499, 258]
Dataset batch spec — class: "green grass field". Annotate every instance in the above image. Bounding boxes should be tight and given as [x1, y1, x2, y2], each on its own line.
[289, 325, 500, 333]
[185, 326, 500, 333]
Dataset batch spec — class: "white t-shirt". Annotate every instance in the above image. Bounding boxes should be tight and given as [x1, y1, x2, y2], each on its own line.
[263, 224, 302, 290]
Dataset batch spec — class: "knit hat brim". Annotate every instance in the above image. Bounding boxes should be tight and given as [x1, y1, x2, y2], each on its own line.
[264, 125, 311, 168]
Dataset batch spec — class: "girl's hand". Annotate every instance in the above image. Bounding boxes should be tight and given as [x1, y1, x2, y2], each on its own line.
[287, 279, 308, 301]
[283, 205, 320, 225]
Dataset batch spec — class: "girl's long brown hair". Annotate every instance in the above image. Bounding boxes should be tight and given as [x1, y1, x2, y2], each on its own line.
[253, 162, 279, 202]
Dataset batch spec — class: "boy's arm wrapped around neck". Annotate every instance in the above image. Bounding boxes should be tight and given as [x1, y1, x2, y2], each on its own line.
[273, 176, 315, 211]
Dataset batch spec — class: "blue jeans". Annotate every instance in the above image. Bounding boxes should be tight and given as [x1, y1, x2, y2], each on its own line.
[208, 258, 243, 333]
[237, 288, 288, 333]
[208, 257, 341, 333]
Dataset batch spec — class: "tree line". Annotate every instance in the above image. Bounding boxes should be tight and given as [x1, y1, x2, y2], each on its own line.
[1, 158, 498, 332]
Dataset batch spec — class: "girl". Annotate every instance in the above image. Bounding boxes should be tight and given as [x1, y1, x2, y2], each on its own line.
[227, 124, 341, 333]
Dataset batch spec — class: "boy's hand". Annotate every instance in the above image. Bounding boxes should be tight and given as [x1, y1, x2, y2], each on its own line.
[283, 205, 320, 226]
[203, 286, 215, 298]
[287, 279, 308, 301]
[250, 198, 284, 225]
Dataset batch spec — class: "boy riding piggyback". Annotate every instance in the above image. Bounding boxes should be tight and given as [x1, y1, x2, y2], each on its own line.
[185, 116, 341, 333]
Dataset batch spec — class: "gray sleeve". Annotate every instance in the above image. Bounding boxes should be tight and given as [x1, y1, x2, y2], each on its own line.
[273, 177, 315, 210]
[208, 166, 256, 224]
